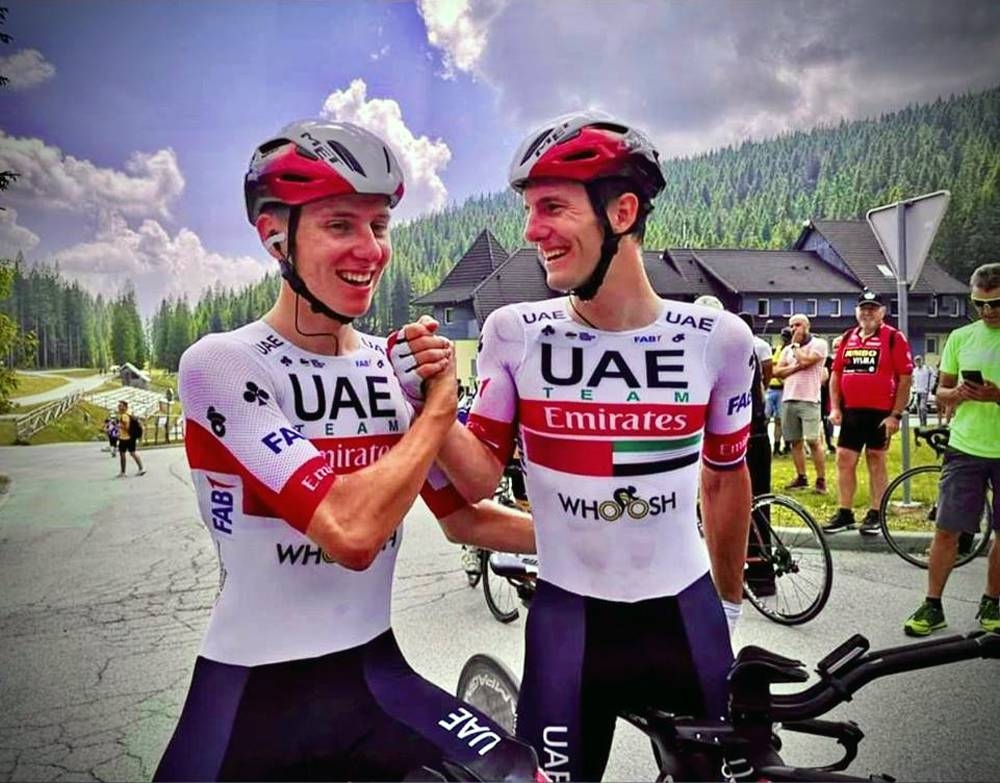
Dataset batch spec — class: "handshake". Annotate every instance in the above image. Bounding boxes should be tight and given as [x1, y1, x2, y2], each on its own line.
[387, 315, 458, 416]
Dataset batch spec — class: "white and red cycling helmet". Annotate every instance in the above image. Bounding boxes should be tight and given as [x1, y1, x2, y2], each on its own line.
[508, 111, 665, 299]
[245, 119, 405, 224]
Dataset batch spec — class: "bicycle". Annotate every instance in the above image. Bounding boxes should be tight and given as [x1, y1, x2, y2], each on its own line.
[457, 630, 1000, 781]
[879, 425, 992, 568]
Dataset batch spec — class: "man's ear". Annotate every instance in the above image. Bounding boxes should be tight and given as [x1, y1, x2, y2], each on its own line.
[607, 192, 640, 234]
[256, 213, 287, 259]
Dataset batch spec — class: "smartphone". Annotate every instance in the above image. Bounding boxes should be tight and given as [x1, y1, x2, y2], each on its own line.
[961, 370, 985, 385]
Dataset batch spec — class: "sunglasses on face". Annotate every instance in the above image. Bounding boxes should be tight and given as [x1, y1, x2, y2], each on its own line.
[971, 297, 1000, 311]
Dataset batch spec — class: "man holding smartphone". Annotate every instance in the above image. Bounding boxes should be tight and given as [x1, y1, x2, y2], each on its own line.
[903, 262, 1000, 636]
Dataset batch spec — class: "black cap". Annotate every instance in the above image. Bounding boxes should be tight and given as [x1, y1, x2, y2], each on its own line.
[780, 326, 793, 340]
[858, 289, 885, 306]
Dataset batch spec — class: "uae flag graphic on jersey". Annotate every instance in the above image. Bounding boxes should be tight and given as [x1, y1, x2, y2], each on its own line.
[519, 400, 706, 477]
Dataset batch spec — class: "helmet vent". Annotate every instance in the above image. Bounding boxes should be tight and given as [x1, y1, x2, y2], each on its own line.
[562, 150, 598, 162]
[382, 147, 392, 173]
[279, 174, 312, 183]
[590, 122, 629, 134]
[258, 138, 291, 156]
[328, 140, 366, 176]
[519, 128, 553, 165]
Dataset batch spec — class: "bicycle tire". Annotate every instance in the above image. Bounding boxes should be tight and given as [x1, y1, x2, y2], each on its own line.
[482, 550, 521, 623]
[455, 654, 521, 736]
[880, 464, 992, 569]
[743, 493, 832, 626]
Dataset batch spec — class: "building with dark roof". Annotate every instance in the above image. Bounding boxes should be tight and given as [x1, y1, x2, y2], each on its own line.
[413, 218, 970, 383]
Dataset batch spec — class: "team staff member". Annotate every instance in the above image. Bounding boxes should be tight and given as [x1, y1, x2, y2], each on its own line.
[825, 290, 913, 534]
[395, 112, 755, 782]
[155, 120, 540, 782]
[903, 263, 1000, 636]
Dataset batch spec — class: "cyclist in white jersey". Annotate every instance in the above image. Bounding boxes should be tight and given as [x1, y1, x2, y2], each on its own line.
[392, 111, 755, 781]
[154, 120, 541, 782]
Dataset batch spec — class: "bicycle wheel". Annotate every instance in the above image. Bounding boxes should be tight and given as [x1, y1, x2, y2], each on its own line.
[482, 551, 521, 623]
[880, 465, 992, 569]
[743, 494, 832, 625]
[456, 654, 521, 736]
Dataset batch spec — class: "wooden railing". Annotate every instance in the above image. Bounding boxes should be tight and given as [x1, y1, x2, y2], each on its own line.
[138, 414, 185, 446]
[15, 392, 84, 442]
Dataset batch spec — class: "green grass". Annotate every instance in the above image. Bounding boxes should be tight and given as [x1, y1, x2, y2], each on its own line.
[769, 433, 940, 521]
[10, 372, 69, 397]
[53, 368, 102, 379]
[0, 400, 111, 446]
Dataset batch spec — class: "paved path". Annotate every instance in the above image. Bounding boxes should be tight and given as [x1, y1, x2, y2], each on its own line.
[0, 443, 997, 781]
[7, 372, 108, 409]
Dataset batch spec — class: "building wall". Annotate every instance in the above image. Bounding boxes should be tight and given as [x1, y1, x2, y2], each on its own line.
[431, 303, 480, 341]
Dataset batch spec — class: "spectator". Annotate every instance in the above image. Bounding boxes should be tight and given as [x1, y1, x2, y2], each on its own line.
[911, 355, 935, 428]
[773, 314, 829, 493]
[103, 417, 119, 458]
[767, 327, 793, 455]
[115, 400, 146, 477]
[903, 263, 1000, 636]
[820, 336, 840, 454]
[825, 290, 913, 534]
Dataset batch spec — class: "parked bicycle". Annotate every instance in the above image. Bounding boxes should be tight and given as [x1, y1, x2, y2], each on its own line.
[879, 426, 992, 568]
[457, 629, 1000, 781]
[474, 478, 832, 626]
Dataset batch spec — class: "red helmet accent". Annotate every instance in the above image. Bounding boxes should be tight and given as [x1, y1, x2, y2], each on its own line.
[254, 144, 358, 210]
[520, 127, 639, 184]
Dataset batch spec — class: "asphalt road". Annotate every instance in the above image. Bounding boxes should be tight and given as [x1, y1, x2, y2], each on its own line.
[0, 442, 996, 782]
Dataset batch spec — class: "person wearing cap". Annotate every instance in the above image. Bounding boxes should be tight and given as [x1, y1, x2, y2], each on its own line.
[767, 327, 793, 455]
[773, 314, 829, 493]
[824, 289, 913, 535]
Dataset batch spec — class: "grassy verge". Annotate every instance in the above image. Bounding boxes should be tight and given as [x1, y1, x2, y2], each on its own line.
[52, 368, 102, 379]
[769, 433, 940, 521]
[10, 372, 69, 397]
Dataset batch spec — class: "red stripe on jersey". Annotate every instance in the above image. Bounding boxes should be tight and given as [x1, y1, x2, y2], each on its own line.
[466, 413, 515, 467]
[420, 482, 468, 519]
[702, 425, 750, 468]
[311, 434, 403, 474]
[519, 399, 705, 437]
[184, 419, 336, 533]
[522, 430, 614, 476]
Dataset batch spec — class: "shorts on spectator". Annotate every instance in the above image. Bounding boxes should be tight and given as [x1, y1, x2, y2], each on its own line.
[118, 439, 136, 454]
[936, 449, 1000, 535]
[780, 400, 821, 442]
[765, 388, 782, 419]
[837, 408, 891, 452]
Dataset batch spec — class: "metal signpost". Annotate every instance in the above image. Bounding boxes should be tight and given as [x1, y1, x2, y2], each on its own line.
[866, 191, 950, 495]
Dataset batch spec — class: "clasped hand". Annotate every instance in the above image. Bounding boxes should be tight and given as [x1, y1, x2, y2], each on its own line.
[387, 315, 457, 415]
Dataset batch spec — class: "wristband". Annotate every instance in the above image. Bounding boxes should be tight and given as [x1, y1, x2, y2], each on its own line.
[890, 412, 903, 420]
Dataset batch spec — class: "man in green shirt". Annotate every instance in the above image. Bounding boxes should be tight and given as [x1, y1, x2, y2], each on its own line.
[904, 263, 1000, 635]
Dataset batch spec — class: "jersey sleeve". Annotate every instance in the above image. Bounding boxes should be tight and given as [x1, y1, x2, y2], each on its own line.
[179, 336, 337, 533]
[892, 329, 915, 375]
[940, 330, 960, 376]
[466, 307, 522, 467]
[419, 463, 469, 519]
[702, 312, 755, 470]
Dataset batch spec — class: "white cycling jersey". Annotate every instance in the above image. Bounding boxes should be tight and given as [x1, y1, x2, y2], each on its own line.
[179, 320, 461, 666]
[468, 297, 754, 601]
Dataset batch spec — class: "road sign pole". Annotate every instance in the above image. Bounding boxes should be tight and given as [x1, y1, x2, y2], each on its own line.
[897, 203, 912, 490]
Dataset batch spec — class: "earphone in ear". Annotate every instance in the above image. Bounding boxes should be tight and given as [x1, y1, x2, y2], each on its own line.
[264, 232, 287, 251]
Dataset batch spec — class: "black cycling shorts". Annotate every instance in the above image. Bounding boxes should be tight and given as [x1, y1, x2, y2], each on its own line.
[154, 630, 538, 782]
[516, 573, 732, 782]
[837, 408, 892, 453]
[118, 439, 136, 454]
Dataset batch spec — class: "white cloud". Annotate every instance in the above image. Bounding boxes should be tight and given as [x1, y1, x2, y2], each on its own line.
[320, 79, 452, 219]
[0, 49, 55, 90]
[49, 212, 270, 316]
[369, 44, 390, 62]
[0, 132, 184, 219]
[0, 207, 40, 258]
[417, 0, 504, 78]
[418, 0, 1000, 159]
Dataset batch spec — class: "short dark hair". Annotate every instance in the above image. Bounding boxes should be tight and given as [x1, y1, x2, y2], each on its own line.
[737, 312, 755, 331]
[590, 177, 653, 242]
[970, 263, 1000, 291]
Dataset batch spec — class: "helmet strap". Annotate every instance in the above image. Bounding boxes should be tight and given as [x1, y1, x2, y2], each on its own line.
[572, 184, 626, 301]
[277, 205, 356, 328]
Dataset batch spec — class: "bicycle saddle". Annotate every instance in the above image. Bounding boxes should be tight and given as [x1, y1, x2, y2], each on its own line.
[730, 645, 808, 686]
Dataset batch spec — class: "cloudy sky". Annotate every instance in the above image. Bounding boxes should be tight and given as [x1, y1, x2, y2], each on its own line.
[2, 0, 999, 316]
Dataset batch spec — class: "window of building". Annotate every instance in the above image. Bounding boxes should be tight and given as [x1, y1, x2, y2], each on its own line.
[877, 264, 895, 278]
[805, 299, 817, 317]
[948, 297, 960, 316]
[782, 299, 793, 316]
[890, 298, 899, 316]
[928, 297, 938, 317]
[829, 298, 841, 317]
[925, 335, 939, 355]
[757, 299, 769, 317]
[444, 307, 454, 324]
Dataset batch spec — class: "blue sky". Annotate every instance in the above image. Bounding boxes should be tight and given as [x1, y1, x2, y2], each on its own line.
[2, 0, 999, 316]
